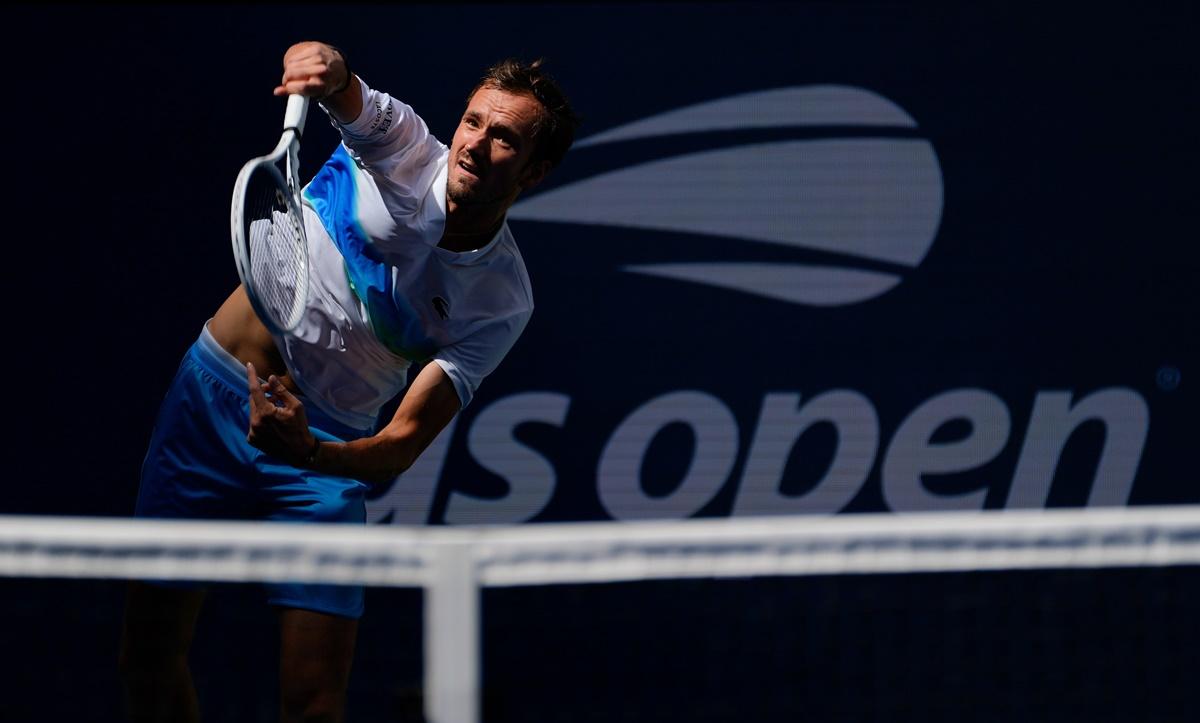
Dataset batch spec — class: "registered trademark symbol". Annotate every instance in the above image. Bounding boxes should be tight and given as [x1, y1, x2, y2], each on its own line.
[1156, 366, 1181, 391]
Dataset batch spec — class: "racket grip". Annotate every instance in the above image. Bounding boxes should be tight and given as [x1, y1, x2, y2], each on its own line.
[284, 94, 310, 134]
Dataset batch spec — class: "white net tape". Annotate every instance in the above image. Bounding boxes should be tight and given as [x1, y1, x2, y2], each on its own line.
[2, 506, 1199, 587]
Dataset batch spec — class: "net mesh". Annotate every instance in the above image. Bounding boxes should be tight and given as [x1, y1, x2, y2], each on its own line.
[2, 507, 1198, 723]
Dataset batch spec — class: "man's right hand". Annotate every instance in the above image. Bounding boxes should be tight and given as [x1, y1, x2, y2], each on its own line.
[273, 41, 362, 124]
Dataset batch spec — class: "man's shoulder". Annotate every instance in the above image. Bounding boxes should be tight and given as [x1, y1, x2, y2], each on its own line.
[498, 224, 532, 289]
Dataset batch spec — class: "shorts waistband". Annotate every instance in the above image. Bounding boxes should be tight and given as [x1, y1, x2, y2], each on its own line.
[190, 322, 369, 440]
[193, 322, 254, 391]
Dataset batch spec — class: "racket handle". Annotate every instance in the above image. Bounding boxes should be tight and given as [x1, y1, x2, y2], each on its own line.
[284, 94, 309, 135]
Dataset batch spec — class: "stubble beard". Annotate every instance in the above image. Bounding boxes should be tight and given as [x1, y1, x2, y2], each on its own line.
[446, 174, 515, 210]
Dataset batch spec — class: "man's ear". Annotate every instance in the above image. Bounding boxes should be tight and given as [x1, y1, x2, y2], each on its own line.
[519, 160, 552, 191]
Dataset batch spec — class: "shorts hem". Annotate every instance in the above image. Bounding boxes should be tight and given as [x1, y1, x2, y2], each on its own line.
[266, 596, 364, 620]
[136, 578, 208, 591]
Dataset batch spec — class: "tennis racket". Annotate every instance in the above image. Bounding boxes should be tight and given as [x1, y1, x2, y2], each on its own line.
[230, 94, 311, 334]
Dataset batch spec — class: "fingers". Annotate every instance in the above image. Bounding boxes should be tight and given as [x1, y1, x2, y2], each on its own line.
[267, 375, 301, 411]
[246, 363, 268, 444]
[247, 363, 288, 414]
[244, 366, 311, 463]
[273, 78, 327, 97]
[273, 79, 329, 98]
[282, 41, 328, 66]
[275, 42, 344, 98]
[247, 362, 267, 408]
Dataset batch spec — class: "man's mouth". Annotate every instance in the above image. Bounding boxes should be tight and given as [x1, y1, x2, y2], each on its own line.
[458, 157, 482, 179]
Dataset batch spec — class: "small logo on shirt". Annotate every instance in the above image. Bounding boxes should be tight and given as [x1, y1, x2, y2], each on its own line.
[432, 296, 450, 320]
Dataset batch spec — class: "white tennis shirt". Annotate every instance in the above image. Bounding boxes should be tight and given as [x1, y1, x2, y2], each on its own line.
[276, 78, 534, 432]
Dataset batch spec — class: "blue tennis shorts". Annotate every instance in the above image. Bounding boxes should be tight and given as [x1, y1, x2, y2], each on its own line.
[136, 322, 373, 619]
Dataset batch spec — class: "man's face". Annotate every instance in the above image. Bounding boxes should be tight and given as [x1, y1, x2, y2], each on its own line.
[446, 86, 548, 209]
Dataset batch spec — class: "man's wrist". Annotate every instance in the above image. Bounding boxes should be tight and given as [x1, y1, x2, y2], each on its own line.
[304, 437, 322, 467]
[324, 47, 353, 99]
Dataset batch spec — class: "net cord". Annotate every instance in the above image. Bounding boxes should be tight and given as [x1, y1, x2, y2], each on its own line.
[2, 506, 1200, 587]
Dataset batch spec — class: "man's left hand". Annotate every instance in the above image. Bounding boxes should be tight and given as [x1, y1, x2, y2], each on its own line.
[246, 362, 315, 466]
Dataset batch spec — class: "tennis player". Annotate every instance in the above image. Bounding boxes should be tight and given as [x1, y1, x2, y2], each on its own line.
[119, 41, 578, 722]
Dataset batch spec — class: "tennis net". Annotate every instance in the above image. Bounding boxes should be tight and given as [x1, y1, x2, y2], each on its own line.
[2, 505, 1198, 722]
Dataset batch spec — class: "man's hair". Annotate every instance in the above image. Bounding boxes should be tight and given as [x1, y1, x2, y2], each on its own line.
[468, 58, 580, 169]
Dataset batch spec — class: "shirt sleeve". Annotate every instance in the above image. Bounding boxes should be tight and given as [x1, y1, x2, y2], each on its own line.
[321, 77, 447, 189]
[432, 310, 532, 409]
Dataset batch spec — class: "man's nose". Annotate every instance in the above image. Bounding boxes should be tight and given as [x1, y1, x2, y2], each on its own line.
[463, 127, 487, 153]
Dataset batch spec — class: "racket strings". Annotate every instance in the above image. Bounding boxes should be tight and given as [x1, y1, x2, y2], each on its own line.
[245, 167, 307, 330]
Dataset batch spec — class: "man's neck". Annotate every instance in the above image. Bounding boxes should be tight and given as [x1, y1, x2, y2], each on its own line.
[441, 200, 505, 253]
[439, 226, 500, 253]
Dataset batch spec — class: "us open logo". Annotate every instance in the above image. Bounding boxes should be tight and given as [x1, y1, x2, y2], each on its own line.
[510, 85, 943, 306]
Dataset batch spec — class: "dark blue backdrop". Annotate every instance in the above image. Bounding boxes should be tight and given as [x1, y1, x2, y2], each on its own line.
[4, 3, 1198, 720]
[8, 3, 1194, 522]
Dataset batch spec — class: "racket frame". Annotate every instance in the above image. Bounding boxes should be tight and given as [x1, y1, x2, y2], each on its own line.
[230, 95, 311, 335]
